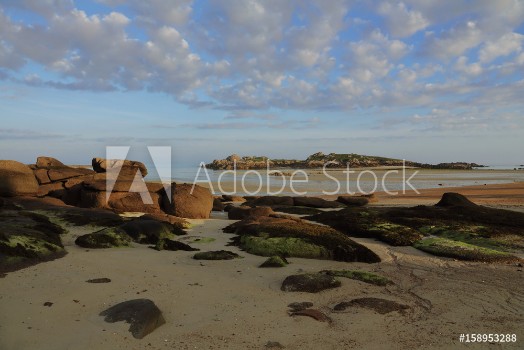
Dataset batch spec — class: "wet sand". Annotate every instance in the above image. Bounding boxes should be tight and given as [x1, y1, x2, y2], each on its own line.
[371, 181, 524, 209]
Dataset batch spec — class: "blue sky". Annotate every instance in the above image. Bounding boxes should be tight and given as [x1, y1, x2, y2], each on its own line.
[1, 0, 523, 167]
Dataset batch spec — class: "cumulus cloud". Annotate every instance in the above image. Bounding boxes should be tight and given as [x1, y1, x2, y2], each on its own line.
[423, 21, 484, 59]
[454, 56, 482, 76]
[377, 2, 429, 37]
[0, 0, 523, 124]
[479, 32, 523, 63]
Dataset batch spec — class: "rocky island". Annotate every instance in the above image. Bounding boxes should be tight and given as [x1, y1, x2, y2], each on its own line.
[207, 152, 484, 170]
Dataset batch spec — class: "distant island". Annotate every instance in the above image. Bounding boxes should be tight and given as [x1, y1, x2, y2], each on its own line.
[207, 152, 485, 170]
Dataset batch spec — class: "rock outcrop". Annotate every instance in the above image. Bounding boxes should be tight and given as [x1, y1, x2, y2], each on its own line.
[163, 183, 213, 219]
[92, 158, 148, 177]
[435, 192, 477, 207]
[293, 197, 342, 208]
[336, 196, 370, 207]
[212, 197, 225, 211]
[0, 160, 39, 197]
[29, 156, 95, 205]
[0, 209, 66, 273]
[75, 227, 132, 249]
[225, 214, 381, 263]
[228, 206, 275, 220]
[207, 152, 484, 170]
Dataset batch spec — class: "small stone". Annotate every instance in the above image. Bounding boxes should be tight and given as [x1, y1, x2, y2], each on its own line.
[259, 256, 288, 268]
[290, 309, 332, 322]
[193, 250, 242, 260]
[99, 299, 165, 339]
[287, 302, 313, 312]
[86, 278, 112, 283]
[265, 341, 285, 349]
[281, 273, 341, 293]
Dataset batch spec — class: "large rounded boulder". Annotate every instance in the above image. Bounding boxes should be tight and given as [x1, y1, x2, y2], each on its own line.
[0, 160, 39, 197]
[163, 183, 213, 219]
[35, 156, 65, 168]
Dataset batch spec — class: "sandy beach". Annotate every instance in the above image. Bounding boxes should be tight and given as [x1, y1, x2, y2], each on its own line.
[371, 181, 524, 209]
[1, 180, 523, 349]
[3, 2, 524, 349]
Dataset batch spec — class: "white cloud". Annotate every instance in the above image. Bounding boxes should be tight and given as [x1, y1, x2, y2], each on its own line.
[423, 21, 484, 59]
[479, 32, 523, 63]
[0, 0, 523, 119]
[378, 2, 429, 37]
[454, 56, 482, 76]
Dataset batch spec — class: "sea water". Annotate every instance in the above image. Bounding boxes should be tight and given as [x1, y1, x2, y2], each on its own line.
[143, 165, 524, 196]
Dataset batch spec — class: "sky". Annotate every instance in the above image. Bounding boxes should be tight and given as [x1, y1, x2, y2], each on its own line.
[0, 0, 523, 167]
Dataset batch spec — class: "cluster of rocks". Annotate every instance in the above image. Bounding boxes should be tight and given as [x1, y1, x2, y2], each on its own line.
[0, 156, 213, 219]
[212, 194, 372, 214]
[206, 152, 484, 170]
[223, 206, 381, 263]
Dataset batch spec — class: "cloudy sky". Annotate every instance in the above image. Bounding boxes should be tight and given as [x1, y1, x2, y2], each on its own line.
[1, 0, 523, 167]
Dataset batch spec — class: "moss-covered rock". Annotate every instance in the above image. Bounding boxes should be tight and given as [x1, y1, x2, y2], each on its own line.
[193, 250, 242, 260]
[366, 223, 423, 246]
[119, 219, 185, 244]
[259, 255, 289, 268]
[413, 237, 518, 262]
[75, 227, 132, 248]
[228, 216, 380, 263]
[306, 209, 422, 246]
[241, 235, 330, 259]
[419, 225, 524, 252]
[320, 270, 391, 286]
[57, 207, 124, 227]
[281, 273, 341, 293]
[153, 238, 198, 252]
[0, 209, 66, 273]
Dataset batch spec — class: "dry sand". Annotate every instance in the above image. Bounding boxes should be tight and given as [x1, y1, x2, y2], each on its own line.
[1, 183, 524, 349]
[372, 181, 524, 208]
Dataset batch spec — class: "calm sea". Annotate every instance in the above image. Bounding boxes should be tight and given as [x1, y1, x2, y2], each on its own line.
[141, 164, 524, 196]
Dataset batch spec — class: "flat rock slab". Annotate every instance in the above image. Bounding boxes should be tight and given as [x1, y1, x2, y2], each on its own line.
[290, 309, 332, 322]
[333, 297, 409, 314]
[99, 299, 165, 339]
[193, 250, 242, 260]
[281, 273, 341, 293]
[86, 278, 111, 283]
